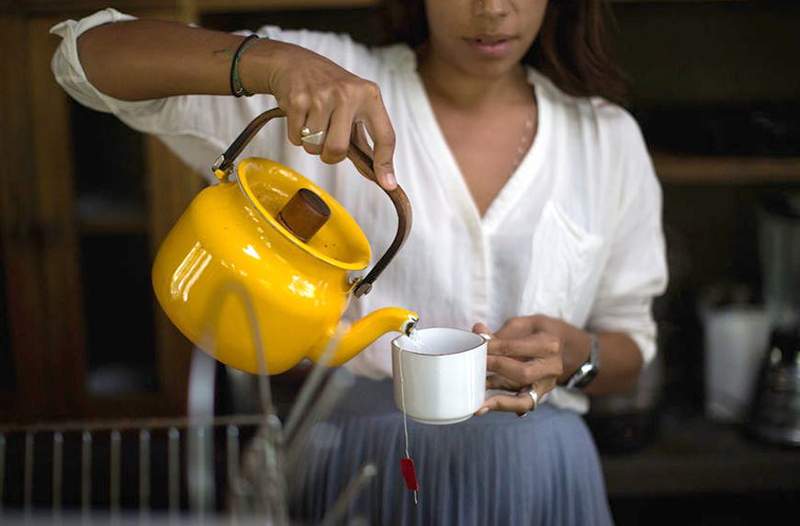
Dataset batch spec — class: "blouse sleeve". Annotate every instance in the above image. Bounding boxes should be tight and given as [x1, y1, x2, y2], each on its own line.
[50, 8, 382, 180]
[586, 113, 669, 365]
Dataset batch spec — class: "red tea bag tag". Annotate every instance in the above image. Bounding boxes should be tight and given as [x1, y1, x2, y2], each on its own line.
[400, 457, 419, 491]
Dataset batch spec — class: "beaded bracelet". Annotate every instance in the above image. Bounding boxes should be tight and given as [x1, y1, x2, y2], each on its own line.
[230, 34, 261, 97]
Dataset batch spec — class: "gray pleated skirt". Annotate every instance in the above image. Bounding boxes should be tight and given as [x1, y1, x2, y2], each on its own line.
[290, 377, 613, 526]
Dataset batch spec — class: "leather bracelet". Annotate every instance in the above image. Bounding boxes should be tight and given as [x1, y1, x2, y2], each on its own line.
[230, 34, 261, 97]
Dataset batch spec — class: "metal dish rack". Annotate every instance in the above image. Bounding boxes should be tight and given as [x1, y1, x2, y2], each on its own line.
[0, 320, 374, 525]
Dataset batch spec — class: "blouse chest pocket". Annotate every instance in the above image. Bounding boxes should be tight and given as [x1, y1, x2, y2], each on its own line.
[519, 200, 605, 325]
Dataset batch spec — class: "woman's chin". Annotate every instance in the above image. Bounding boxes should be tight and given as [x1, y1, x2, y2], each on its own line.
[463, 60, 523, 81]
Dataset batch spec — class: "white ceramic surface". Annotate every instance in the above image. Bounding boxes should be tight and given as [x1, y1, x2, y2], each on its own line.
[391, 328, 487, 425]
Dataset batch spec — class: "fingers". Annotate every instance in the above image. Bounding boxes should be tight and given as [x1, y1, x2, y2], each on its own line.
[477, 379, 556, 416]
[485, 332, 563, 391]
[494, 318, 533, 339]
[300, 98, 333, 156]
[362, 91, 397, 190]
[280, 79, 396, 190]
[472, 322, 491, 336]
[494, 314, 553, 339]
[486, 374, 517, 391]
[284, 92, 310, 147]
[321, 106, 355, 164]
[488, 337, 531, 359]
[486, 355, 556, 386]
[479, 393, 535, 415]
[483, 393, 533, 413]
[278, 80, 341, 151]
[476, 318, 566, 416]
[488, 332, 560, 359]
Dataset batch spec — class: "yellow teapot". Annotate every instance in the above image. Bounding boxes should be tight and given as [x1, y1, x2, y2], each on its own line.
[152, 108, 418, 374]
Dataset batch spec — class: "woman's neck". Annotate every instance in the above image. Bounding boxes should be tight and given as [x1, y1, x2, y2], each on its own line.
[416, 45, 531, 111]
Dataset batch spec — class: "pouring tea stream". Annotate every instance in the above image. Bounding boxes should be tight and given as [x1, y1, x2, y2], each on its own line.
[152, 108, 419, 374]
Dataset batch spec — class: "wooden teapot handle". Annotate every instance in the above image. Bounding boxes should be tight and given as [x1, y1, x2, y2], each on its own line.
[212, 107, 412, 298]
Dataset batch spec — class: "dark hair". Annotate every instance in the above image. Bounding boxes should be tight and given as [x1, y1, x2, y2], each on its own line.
[383, 0, 627, 105]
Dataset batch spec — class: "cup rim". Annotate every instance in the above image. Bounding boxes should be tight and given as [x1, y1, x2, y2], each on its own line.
[391, 327, 487, 357]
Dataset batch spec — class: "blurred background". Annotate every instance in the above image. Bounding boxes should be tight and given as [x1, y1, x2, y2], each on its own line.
[1, 0, 799, 524]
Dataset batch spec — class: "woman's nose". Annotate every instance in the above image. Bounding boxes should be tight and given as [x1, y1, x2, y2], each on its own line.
[474, 0, 511, 17]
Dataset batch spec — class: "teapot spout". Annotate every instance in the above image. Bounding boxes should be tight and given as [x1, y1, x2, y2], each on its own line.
[323, 307, 419, 367]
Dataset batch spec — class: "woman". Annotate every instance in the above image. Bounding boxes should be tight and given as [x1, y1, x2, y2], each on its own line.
[52, 1, 667, 524]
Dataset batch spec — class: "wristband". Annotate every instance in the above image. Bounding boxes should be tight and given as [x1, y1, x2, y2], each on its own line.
[230, 34, 261, 97]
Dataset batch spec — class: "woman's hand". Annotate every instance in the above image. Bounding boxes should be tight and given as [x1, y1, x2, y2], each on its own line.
[240, 40, 397, 190]
[76, 22, 396, 188]
[473, 315, 592, 415]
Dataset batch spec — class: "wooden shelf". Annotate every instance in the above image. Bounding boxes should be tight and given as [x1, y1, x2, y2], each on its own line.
[653, 152, 800, 185]
[613, 0, 747, 3]
[602, 415, 800, 497]
[195, 0, 377, 12]
[3, 0, 378, 15]
[4, 0, 748, 13]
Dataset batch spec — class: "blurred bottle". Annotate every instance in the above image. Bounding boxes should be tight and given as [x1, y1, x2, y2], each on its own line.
[748, 192, 800, 447]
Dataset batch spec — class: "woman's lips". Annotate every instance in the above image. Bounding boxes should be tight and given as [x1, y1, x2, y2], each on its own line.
[465, 35, 516, 58]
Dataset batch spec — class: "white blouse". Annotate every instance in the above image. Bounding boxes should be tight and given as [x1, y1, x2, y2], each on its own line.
[51, 8, 668, 413]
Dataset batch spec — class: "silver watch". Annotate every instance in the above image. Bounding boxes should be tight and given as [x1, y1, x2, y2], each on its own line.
[565, 334, 600, 389]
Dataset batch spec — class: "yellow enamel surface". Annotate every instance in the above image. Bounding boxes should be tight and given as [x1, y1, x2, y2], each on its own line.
[151, 157, 415, 374]
[323, 307, 420, 367]
[238, 158, 370, 270]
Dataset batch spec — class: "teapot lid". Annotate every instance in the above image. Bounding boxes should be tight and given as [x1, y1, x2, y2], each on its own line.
[237, 158, 371, 271]
[277, 188, 331, 243]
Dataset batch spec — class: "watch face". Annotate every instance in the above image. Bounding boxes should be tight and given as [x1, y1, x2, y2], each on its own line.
[574, 365, 598, 389]
[568, 362, 597, 389]
[566, 336, 600, 389]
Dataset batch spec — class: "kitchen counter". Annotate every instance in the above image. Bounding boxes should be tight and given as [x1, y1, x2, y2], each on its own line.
[602, 414, 800, 497]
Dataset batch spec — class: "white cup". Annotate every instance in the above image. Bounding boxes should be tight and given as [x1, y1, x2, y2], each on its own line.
[391, 327, 488, 425]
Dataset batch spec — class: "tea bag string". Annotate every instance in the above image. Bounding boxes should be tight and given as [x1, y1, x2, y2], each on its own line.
[399, 347, 418, 504]
[399, 348, 410, 460]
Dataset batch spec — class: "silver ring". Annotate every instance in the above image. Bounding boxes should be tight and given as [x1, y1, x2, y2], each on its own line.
[517, 387, 539, 418]
[300, 127, 326, 146]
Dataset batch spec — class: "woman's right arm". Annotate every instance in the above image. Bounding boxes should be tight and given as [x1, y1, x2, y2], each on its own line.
[62, 15, 397, 188]
[78, 20, 244, 101]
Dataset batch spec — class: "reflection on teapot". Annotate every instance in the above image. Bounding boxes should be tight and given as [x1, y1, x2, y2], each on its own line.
[152, 108, 418, 374]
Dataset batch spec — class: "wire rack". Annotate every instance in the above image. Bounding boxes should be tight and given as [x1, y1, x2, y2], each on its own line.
[0, 317, 375, 525]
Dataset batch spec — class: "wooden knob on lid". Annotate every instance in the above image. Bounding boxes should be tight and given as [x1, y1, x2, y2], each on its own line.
[277, 188, 331, 242]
